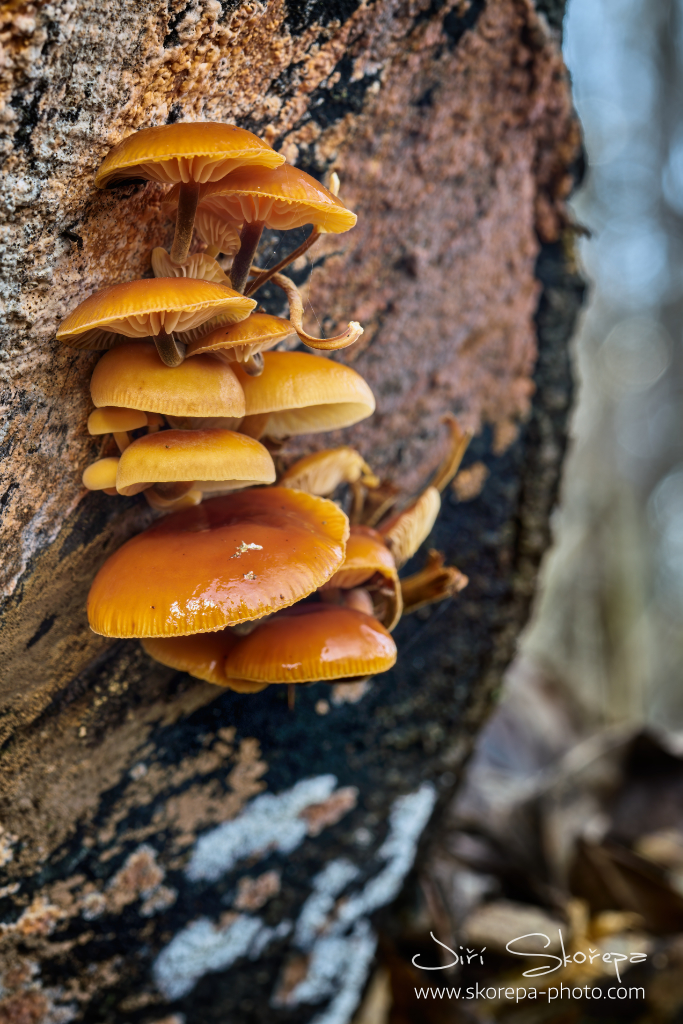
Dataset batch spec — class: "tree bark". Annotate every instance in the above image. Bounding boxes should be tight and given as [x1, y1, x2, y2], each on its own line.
[0, 1, 583, 1021]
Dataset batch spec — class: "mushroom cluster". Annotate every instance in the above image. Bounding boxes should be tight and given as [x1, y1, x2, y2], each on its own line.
[65, 121, 470, 698]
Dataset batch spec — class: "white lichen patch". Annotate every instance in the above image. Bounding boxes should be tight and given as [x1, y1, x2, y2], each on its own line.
[153, 913, 291, 1000]
[280, 783, 437, 1023]
[186, 775, 348, 883]
[0, 826, 18, 867]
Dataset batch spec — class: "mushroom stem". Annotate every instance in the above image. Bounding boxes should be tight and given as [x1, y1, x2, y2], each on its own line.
[153, 481, 195, 500]
[268, 271, 363, 351]
[154, 327, 186, 367]
[288, 684, 296, 711]
[230, 221, 264, 293]
[113, 431, 131, 453]
[170, 182, 200, 266]
[204, 244, 221, 258]
[242, 351, 265, 377]
[245, 228, 321, 297]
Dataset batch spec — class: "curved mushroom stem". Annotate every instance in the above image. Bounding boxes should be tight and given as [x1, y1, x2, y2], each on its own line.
[268, 271, 363, 352]
[431, 415, 473, 492]
[241, 351, 265, 377]
[245, 228, 321, 297]
[230, 221, 264, 293]
[154, 327, 186, 367]
[170, 182, 200, 266]
[204, 244, 220, 258]
[287, 684, 296, 711]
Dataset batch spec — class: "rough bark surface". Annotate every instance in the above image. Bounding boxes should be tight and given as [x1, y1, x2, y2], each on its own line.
[0, 1, 583, 1021]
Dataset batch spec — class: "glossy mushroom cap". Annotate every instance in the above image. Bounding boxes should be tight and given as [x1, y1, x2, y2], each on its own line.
[116, 429, 275, 496]
[234, 351, 375, 439]
[57, 277, 256, 351]
[186, 313, 296, 363]
[198, 164, 357, 233]
[87, 488, 349, 638]
[223, 604, 396, 684]
[90, 342, 246, 419]
[142, 631, 268, 691]
[279, 447, 378, 496]
[94, 122, 284, 188]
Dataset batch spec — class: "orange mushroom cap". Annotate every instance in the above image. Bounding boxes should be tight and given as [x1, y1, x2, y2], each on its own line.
[142, 631, 267, 691]
[234, 351, 375, 439]
[94, 122, 284, 189]
[57, 277, 255, 351]
[186, 312, 296, 362]
[196, 164, 357, 233]
[223, 604, 396, 684]
[82, 457, 119, 491]
[115, 429, 275, 496]
[87, 488, 349, 638]
[321, 526, 397, 592]
[90, 342, 246, 419]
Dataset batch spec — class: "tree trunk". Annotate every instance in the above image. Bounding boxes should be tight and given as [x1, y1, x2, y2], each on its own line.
[0, 1, 583, 1021]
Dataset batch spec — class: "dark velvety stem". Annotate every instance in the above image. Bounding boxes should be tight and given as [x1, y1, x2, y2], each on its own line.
[230, 221, 264, 293]
[154, 328, 186, 367]
[242, 351, 264, 376]
[245, 227, 321, 297]
[170, 182, 200, 265]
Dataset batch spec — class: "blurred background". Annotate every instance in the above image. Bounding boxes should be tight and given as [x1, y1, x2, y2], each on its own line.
[358, 1, 683, 1019]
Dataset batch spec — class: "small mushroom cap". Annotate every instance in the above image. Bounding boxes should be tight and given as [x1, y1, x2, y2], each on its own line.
[90, 342, 246, 419]
[321, 526, 397, 591]
[234, 352, 375, 439]
[142, 630, 238, 685]
[82, 457, 119, 491]
[380, 486, 441, 568]
[87, 488, 349, 638]
[87, 406, 148, 435]
[198, 164, 357, 233]
[222, 604, 397, 684]
[142, 632, 269, 691]
[279, 447, 378, 495]
[186, 313, 296, 359]
[116, 429, 275, 496]
[95, 122, 284, 188]
[57, 277, 256, 350]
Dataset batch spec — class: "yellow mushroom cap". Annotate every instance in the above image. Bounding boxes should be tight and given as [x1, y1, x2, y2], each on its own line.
[198, 164, 357, 233]
[222, 604, 397, 684]
[186, 313, 296, 360]
[279, 447, 378, 496]
[87, 407, 148, 435]
[82, 457, 119, 491]
[57, 277, 256, 351]
[95, 122, 284, 188]
[321, 526, 397, 591]
[90, 342, 246, 419]
[234, 351, 375, 439]
[87, 488, 349, 638]
[116, 429, 275, 496]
